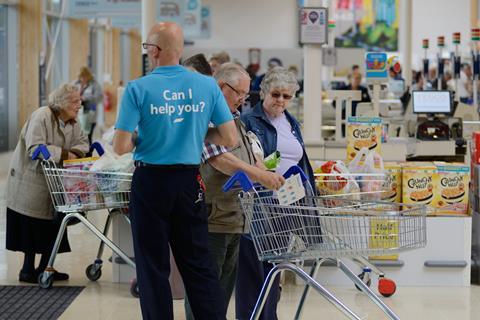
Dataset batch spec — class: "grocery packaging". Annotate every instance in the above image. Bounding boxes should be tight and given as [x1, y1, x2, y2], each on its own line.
[401, 164, 437, 215]
[433, 163, 470, 216]
[63, 157, 99, 206]
[346, 117, 382, 163]
[381, 162, 402, 203]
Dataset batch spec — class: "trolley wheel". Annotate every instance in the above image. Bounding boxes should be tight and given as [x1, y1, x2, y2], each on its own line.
[130, 278, 139, 298]
[378, 277, 396, 297]
[38, 272, 53, 289]
[354, 272, 372, 291]
[86, 264, 102, 281]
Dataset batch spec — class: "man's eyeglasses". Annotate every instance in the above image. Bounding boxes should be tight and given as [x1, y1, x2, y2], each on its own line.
[225, 83, 250, 100]
[270, 92, 293, 100]
[142, 43, 161, 51]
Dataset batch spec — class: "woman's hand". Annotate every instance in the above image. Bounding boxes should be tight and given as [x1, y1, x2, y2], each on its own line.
[68, 152, 79, 160]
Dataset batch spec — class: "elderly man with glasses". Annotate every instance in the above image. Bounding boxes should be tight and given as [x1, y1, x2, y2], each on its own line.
[184, 62, 285, 320]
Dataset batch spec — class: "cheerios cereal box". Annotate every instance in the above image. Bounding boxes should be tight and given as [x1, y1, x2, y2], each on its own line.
[402, 164, 437, 215]
[433, 163, 470, 216]
[346, 117, 382, 162]
[381, 162, 402, 203]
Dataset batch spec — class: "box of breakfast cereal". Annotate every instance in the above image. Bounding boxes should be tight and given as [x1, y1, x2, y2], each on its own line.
[346, 117, 382, 163]
[433, 163, 470, 216]
[402, 163, 437, 215]
[381, 162, 402, 203]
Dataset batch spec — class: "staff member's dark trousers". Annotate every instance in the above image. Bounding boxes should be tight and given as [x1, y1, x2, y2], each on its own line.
[235, 235, 280, 320]
[130, 166, 224, 320]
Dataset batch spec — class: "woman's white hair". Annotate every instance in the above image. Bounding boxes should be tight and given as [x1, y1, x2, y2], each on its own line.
[260, 66, 299, 99]
[48, 83, 79, 112]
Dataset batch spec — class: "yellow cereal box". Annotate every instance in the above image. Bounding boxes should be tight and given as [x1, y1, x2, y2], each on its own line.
[433, 163, 470, 216]
[402, 164, 437, 215]
[381, 163, 402, 203]
[346, 117, 382, 162]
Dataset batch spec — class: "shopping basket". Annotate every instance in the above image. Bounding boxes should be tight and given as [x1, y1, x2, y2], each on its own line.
[32, 143, 138, 297]
[224, 165, 427, 320]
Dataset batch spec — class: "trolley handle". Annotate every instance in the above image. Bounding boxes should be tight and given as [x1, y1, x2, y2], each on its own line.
[222, 165, 307, 192]
[31, 144, 51, 161]
[90, 141, 105, 156]
[31, 141, 105, 161]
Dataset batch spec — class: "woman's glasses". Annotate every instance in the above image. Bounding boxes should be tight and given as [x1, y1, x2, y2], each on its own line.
[270, 92, 293, 100]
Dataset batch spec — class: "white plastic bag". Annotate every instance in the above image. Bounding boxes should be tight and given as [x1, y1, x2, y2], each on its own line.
[90, 150, 134, 205]
[315, 160, 360, 200]
[348, 148, 385, 200]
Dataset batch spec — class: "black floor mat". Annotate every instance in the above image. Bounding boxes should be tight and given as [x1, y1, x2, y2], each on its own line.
[0, 285, 84, 320]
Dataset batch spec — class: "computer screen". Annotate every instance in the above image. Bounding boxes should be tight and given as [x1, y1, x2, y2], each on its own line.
[412, 90, 452, 114]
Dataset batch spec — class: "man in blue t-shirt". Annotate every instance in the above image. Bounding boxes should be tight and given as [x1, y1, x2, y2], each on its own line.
[113, 22, 237, 320]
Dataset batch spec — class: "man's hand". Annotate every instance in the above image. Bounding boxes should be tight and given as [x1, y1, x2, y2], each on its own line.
[256, 171, 285, 190]
[113, 129, 135, 155]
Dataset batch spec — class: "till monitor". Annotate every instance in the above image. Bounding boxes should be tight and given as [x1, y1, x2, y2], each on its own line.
[412, 90, 452, 115]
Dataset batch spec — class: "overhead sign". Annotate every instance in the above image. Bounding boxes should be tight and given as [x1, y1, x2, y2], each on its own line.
[157, 0, 185, 26]
[198, 6, 211, 39]
[183, 0, 202, 38]
[299, 7, 328, 45]
[67, 0, 141, 18]
[365, 52, 388, 82]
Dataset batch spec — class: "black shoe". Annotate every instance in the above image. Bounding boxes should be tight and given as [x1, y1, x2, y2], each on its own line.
[53, 270, 69, 281]
[19, 270, 40, 284]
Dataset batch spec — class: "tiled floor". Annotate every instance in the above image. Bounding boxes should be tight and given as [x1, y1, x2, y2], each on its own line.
[1, 150, 480, 319]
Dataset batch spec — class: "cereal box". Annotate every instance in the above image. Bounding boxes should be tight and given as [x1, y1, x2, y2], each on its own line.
[346, 117, 382, 162]
[402, 164, 437, 215]
[381, 162, 402, 203]
[433, 163, 470, 216]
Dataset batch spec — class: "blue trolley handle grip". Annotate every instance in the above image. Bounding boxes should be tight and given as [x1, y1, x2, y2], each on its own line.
[90, 141, 105, 156]
[31, 144, 51, 161]
[222, 165, 308, 192]
[222, 171, 254, 192]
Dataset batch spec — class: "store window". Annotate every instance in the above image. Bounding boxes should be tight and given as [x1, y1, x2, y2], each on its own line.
[0, 5, 9, 151]
[43, 0, 69, 95]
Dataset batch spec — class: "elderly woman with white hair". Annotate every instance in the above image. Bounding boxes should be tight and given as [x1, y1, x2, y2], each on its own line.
[6, 83, 89, 283]
[236, 67, 316, 320]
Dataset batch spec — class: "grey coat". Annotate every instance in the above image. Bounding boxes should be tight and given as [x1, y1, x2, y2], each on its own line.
[6, 106, 89, 220]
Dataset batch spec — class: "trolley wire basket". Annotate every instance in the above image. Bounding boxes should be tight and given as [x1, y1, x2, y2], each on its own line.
[224, 165, 427, 320]
[41, 160, 132, 213]
[32, 143, 138, 297]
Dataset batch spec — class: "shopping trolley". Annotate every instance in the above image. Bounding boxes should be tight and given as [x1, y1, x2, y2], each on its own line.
[223, 166, 427, 320]
[314, 171, 399, 299]
[32, 143, 139, 297]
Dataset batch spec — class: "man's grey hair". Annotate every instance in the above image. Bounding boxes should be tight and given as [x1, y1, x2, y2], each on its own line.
[260, 66, 300, 99]
[48, 83, 79, 112]
[214, 62, 250, 86]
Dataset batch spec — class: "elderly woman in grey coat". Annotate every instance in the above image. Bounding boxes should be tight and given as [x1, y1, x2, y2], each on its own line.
[6, 83, 89, 283]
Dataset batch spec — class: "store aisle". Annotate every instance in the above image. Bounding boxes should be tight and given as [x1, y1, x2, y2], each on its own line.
[1, 151, 480, 319]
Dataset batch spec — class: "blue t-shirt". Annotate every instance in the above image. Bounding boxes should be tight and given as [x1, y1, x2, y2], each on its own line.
[115, 65, 233, 165]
